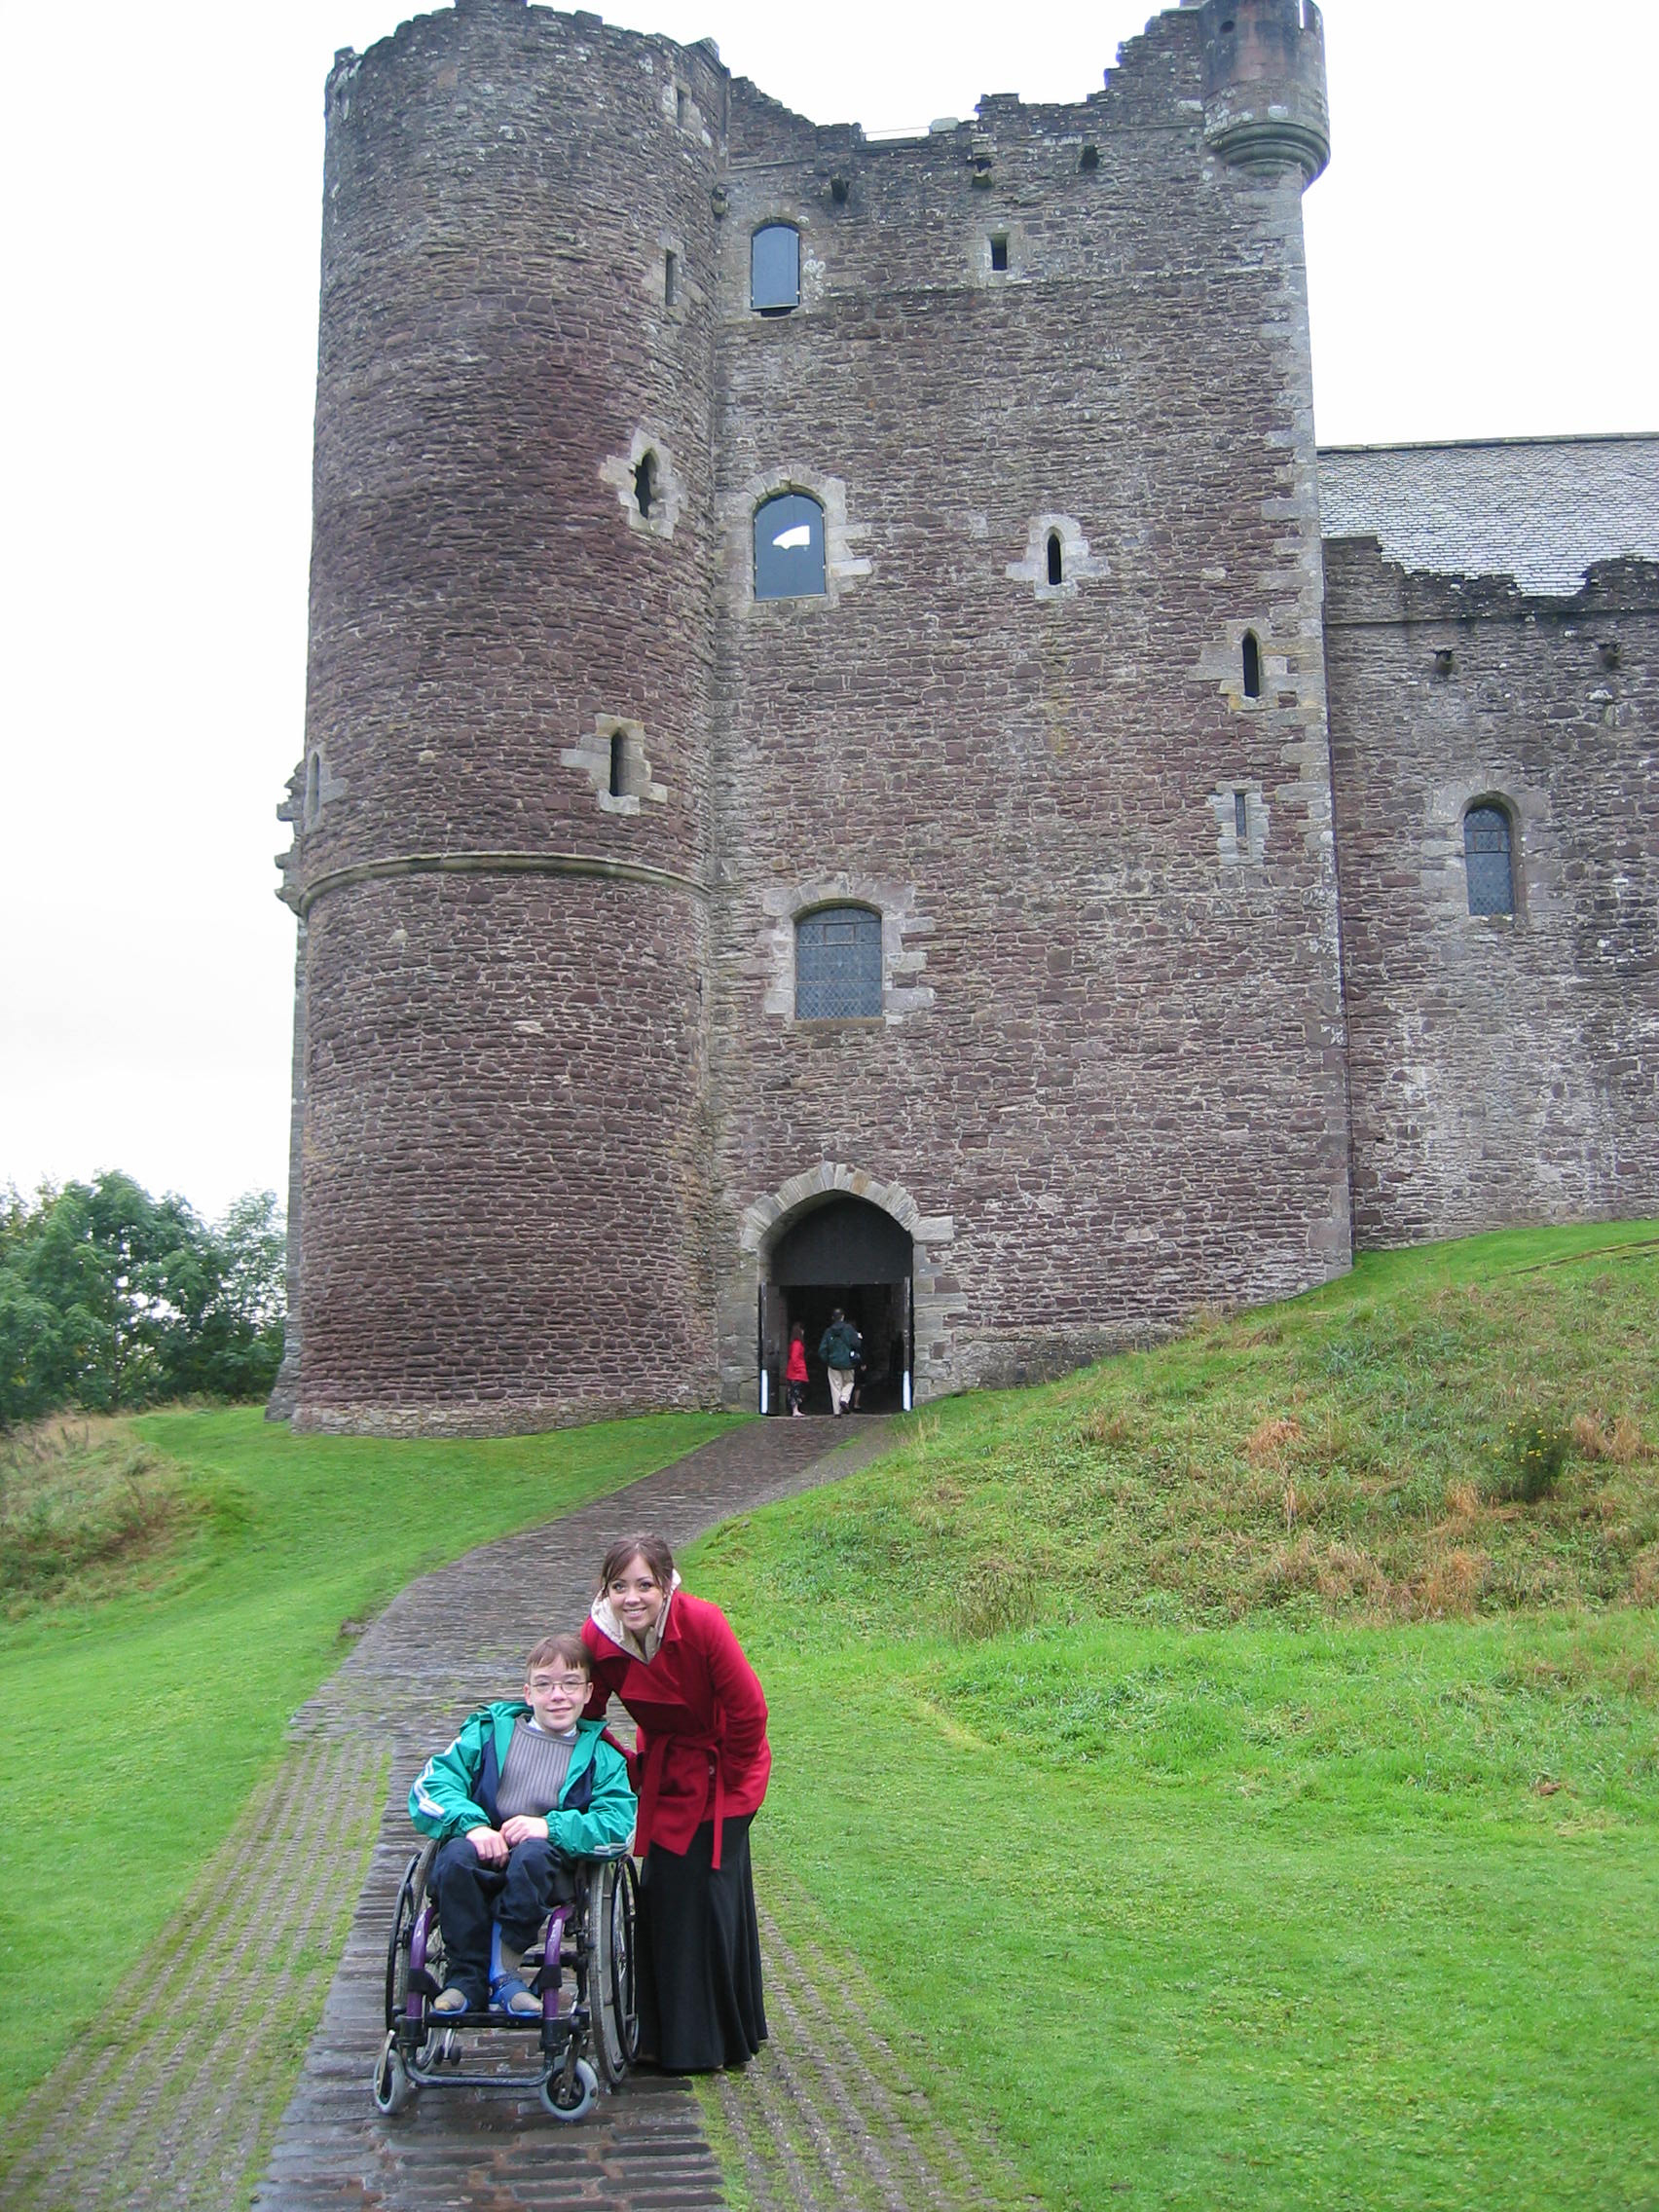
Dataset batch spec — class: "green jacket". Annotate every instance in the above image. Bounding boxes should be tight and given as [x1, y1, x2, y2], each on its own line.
[819, 1319, 863, 1370]
[409, 1700, 636, 1857]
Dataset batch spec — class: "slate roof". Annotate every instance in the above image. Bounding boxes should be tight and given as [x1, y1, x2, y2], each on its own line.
[1317, 435, 1659, 597]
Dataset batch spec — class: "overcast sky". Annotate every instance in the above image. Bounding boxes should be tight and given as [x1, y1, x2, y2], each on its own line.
[2, 0, 1653, 1222]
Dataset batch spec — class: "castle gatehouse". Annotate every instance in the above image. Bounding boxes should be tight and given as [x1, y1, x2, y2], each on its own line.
[272, 0, 1658, 1434]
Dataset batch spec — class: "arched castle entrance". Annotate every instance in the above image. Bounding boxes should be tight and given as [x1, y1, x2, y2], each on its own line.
[732, 1164, 962, 1415]
[761, 1196, 913, 1415]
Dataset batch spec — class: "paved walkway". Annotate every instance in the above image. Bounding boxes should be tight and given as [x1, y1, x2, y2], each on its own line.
[5, 1414, 1027, 2212]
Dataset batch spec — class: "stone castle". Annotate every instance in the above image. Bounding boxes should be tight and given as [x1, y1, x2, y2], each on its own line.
[272, 0, 1658, 1433]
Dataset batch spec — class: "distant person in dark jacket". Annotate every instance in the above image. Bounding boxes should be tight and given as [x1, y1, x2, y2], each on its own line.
[818, 1309, 863, 1416]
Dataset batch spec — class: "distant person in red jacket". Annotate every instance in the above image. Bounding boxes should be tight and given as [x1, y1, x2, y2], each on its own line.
[581, 1532, 769, 2072]
[785, 1324, 809, 1417]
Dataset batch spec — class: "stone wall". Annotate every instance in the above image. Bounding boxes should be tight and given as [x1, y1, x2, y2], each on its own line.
[707, 4, 1352, 1401]
[1326, 541, 1659, 1248]
[282, 0, 728, 1429]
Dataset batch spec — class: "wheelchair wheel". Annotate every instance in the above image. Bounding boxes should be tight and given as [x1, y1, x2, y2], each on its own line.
[385, 1840, 442, 2035]
[373, 2031, 417, 2116]
[588, 1857, 641, 2086]
[540, 2055, 598, 2122]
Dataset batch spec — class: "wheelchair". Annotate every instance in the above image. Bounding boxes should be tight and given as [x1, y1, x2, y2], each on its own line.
[374, 1834, 640, 2122]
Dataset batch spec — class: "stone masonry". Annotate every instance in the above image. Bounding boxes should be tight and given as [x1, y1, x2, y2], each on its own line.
[272, 0, 1658, 1434]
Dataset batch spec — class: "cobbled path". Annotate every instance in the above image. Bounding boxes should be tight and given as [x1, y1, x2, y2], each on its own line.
[4, 1414, 1029, 2212]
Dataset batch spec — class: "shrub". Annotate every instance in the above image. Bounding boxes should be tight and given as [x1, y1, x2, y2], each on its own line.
[1491, 1417, 1573, 1504]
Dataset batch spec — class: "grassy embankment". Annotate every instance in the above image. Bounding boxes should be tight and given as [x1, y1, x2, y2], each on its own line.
[0, 1403, 739, 2118]
[689, 1224, 1659, 2212]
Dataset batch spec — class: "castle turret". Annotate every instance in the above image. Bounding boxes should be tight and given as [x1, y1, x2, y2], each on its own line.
[1188, 0, 1330, 184]
[277, 0, 726, 1431]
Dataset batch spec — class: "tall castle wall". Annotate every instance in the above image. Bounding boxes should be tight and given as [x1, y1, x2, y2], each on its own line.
[1326, 541, 1659, 1246]
[281, 0, 727, 1430]
[707, 0, 1352, 1397]
[274, 0, 1654, 1434]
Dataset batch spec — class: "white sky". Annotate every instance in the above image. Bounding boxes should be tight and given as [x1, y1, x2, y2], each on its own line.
[2, 1, 1653, 1222]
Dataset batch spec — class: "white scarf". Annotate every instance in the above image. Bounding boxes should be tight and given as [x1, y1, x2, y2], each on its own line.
[590, 1569, 681, 1662]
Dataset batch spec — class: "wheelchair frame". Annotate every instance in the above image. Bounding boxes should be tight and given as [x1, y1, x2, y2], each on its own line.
[374, 1834, 641, 2122]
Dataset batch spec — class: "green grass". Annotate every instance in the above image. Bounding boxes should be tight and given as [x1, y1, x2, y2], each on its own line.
[686, 1226, 1659, 2211]
[0, 1402, 739, 2119]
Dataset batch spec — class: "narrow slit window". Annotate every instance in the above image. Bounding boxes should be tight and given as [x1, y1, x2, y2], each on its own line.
[608, 731, 627, 800]
[634, 451, 657, 519]
[751, 224, 800, 314]
[989, 234, 1010, 273]
[1047, 533, 1063, 586]
[1464, 804, 1515, 916]
[755, 492, 826, 600]
[1234, 790, 1248, 839]
[1242, 630, 1262, 698]
[795, 905, 882, 1019]
[675, 87, 688, 128]
[305, 751, 320, 824]
[664, 250, 678, 306]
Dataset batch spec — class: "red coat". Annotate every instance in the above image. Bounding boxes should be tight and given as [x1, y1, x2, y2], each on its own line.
[786, 1339, 809, 1383]
[582, 1592, 770, 1867]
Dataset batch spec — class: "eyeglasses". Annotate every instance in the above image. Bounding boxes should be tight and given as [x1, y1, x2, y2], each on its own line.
[527, 1677, 588, 1695]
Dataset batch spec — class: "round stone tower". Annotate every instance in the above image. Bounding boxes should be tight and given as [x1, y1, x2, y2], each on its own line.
[278, 0, 725, 1431]
[1188, 0, 1330, 183]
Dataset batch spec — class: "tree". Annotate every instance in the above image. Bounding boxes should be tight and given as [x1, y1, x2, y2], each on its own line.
[0, 1175, 287, 1426]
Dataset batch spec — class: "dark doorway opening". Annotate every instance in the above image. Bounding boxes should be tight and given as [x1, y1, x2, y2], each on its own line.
[757, 1196, 913, 1416]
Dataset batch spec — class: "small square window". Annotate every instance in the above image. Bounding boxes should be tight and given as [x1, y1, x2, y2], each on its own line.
[989, 235, 1009, 273]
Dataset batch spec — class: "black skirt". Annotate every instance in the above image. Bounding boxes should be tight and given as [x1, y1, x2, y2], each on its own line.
[636, 1814, 767, 2072]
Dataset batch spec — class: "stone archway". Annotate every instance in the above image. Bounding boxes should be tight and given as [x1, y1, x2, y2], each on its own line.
[721, 1163, 963, 1411]
[765, 1195, 913, 1414]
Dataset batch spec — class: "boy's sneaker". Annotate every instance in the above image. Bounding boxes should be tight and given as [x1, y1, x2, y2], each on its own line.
[433, 1986, 469, 2014]
[491, 1973, 540, 2017]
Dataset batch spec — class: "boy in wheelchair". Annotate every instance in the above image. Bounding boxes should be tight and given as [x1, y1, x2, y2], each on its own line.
[408, 1632, 635, 2017]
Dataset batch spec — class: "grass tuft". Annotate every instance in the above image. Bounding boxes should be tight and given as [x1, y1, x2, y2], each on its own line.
[0, 1417, 189, 1608]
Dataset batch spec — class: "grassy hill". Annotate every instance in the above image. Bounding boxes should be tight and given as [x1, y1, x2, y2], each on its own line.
[688, 1225, 1659, 2212]
[0, 1404, 739, 2118]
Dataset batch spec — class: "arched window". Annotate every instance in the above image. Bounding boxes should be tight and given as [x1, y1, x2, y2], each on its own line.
[755, 493, 826, 600]
[1242, 630, 1262, 699]
[1464, 804, 1515, 916]
[751, 224, 800, 313]
[795, 905, 882, 1019]
[1047, 533, 1063, 586]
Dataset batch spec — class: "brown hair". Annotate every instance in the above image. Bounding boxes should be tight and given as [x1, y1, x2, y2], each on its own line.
[525, 1632, 590, 1677]
[597, 1532, 676, 1596]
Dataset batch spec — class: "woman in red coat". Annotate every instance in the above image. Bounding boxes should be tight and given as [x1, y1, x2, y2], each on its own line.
[581, 1531, 769, 2071]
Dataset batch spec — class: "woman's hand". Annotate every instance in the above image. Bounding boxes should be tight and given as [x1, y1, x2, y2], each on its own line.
[500, 1814, 550, 1846]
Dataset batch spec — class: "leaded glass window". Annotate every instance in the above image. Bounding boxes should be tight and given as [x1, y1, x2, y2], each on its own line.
[1464, 804, 1514, 916]
[755, 493, 826, 600]
[795, 906, 882, 1019]
[751, 224, 800, 313]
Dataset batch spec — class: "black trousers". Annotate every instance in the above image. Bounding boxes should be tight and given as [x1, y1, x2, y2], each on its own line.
[430, 1835, 574, 2006]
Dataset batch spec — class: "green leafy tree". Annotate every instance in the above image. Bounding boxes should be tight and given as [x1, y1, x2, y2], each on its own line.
[0, 1175, 287, 1426]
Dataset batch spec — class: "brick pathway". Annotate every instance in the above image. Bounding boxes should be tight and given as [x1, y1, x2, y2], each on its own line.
[5, 1413, 1030, 2212]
